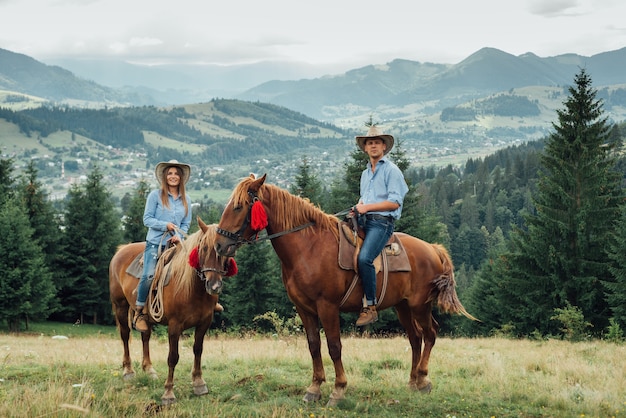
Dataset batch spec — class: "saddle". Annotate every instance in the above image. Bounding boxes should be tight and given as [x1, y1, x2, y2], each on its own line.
[338, 220, 411, 272]
[125, 244, 179, 288]
[336, 219, 411, 308]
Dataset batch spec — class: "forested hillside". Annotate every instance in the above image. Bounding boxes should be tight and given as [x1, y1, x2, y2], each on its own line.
[1, 70, 626, 342]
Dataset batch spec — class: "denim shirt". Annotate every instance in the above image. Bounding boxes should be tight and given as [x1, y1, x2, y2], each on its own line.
[143, 189, 192, 245]
[359, 157, 409, 220]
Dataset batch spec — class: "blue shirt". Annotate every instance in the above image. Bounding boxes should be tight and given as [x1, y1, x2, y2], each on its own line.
[359, 156, 409, 220]
[143, 189, 192, 245]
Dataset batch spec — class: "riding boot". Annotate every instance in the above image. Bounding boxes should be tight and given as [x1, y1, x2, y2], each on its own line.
[133, 306, 149, 333]
[356, 305, 378, 326]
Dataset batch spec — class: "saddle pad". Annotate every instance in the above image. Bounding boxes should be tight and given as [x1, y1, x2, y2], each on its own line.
[125, 253, 144, 279]
[338, 223, 411, 272]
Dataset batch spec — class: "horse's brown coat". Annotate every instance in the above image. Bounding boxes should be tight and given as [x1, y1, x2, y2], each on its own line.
[109, 219, 229, 404]
[214, 174, 477, 405]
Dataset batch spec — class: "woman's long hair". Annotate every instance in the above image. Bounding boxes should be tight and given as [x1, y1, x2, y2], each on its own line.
[159, 165, 189, 216]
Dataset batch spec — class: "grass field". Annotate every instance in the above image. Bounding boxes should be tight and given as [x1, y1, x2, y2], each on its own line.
[0, 322, 624, 417]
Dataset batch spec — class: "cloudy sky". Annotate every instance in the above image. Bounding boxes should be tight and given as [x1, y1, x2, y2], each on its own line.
[1, 0, 625, 73]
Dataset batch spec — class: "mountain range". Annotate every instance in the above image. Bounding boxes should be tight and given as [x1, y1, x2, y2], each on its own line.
[2, 46, 626, 123]
[2, 46, 626, 201]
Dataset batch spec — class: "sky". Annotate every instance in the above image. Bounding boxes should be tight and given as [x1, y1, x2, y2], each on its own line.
[1, 0, 626, 73]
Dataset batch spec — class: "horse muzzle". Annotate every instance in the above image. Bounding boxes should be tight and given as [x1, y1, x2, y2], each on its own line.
[204, 277, 223, 295]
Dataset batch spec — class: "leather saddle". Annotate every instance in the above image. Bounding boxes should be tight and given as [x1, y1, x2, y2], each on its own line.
[126, 244, 179, 288]
[338, 220, 411, 272]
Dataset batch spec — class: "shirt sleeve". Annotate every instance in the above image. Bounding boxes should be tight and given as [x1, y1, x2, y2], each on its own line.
[179, 195, 192, 234]
[386, 166, 409, 206]
[143, 190, 167, 231]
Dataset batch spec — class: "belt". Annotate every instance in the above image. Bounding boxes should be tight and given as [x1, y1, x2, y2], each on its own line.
[365, 214, 394, 223]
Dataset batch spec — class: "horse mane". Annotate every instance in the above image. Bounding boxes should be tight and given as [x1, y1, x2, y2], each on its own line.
[155, 225, 219, 300]
[231, 176, 339, 240]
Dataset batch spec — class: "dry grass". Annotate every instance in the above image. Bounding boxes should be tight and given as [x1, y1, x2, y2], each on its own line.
[0, 333, 625, 417]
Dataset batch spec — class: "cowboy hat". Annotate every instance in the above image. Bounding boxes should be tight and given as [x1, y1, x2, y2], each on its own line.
[355, 126, 394, 154]
[154, 160, 191, 184]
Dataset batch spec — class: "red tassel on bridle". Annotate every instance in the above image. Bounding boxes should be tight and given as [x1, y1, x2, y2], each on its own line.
[225, 257, 238, 276]
[251, 199, 268, 231]
[188, 247, 200, 269]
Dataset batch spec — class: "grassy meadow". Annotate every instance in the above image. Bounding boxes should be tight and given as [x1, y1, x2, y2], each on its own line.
[0, 323, 625, 417]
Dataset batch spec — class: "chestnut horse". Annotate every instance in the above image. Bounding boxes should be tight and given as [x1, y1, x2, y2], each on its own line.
[109, 218, 235, 405]
[214, 174, 476, 406]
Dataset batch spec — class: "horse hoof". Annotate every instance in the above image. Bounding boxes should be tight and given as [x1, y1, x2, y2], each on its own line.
[123, 372, 135, 381]
[303, 391, 322, 403]
[193, 384, 209, 396]
[161, 396, 177, 406]
[418, 382, 432, 394]
[326, 397, 341, 407]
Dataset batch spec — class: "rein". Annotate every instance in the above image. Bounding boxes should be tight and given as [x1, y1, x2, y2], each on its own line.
[215, 190, 317, 247]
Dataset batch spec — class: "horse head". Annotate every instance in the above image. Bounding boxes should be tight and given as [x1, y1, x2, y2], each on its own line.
[193, 217, 238, 294]
[215, 173, 267, 257]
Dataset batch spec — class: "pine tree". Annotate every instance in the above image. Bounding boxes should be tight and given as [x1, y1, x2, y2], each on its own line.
[122, 179, 150, 242]
[290, 157, 323, 206]
[607, 210, 626, 330]
[493, 69, 622, 336]
[55, 166, 123, 324]
[0, 158, 15, 206]
[0, 197, 55, 331]
[219, 241, 283, 330]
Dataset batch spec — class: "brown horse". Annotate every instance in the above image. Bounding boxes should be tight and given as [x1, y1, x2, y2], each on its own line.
[109, 218, 235, 405]
[214, 174, 476, 406]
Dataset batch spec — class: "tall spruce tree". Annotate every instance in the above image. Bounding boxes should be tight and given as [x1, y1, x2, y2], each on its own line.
[606, 210, 626, 330]
[122, 179, 150, 243]
[218, 241, 283, 330]
[55, 166, 122, 324]
[490, 69, 622, 336]
[290, 157, 323, 206]
[0, 197, 55, 331]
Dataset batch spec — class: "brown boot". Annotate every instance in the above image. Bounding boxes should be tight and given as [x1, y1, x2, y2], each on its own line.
[215, 302, 224, 312]
[133, 307, 149, 333]
[356, 306, 378, 326]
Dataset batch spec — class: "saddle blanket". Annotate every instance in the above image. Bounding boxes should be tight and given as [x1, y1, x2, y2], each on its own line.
[338, 221, 411, 272]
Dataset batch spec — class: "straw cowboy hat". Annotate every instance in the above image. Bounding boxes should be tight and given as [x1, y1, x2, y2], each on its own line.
[355, 125, 395, 155]
[154, 160, 191, 184]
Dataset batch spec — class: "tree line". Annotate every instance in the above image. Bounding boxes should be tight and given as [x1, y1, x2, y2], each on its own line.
[1, 69, 625, 340]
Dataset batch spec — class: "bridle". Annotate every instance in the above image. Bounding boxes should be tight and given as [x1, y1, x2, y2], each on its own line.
[216, 190, 314, 247]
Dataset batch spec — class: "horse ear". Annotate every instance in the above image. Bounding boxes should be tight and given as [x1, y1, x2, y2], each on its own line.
[250, 173, 266, 192]
[197, 216, 208, 233]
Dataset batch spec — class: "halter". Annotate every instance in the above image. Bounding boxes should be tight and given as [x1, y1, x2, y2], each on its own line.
[216, 190, 314, 247]
[196, 265, 228, 278]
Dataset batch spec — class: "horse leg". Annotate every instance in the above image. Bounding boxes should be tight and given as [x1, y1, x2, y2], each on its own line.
[140, 327, 158, 379]
[161, 323, 182, 405]
[414, 312, 439, 393]
[317, 304, 347, 407]
[191, 321, 211, 396]
[298, 308, 325, 403]
[395, 302, 431, 392]
[114, 303, 135, 380]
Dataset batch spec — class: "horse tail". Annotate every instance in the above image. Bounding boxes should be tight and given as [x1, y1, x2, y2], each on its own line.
[431, 244, 479, 322]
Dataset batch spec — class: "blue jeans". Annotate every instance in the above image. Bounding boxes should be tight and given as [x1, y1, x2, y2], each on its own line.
[136, 243, 165, 306]
[357, 216, 394, 305]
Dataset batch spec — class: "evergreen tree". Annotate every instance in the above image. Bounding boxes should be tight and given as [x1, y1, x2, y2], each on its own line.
[0, 197, 55, 331]
[16, 161, 63, 315]
[290, 156, 323, 206]
[326, 148, 366, 214]
[607, 210, 626, 330]
[122, 179, 150, 243]
[55, 166, 122, 324]
[489, 69, 622, 336]
[219, 241, 283, 330]
[0, 158, 15, 205]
